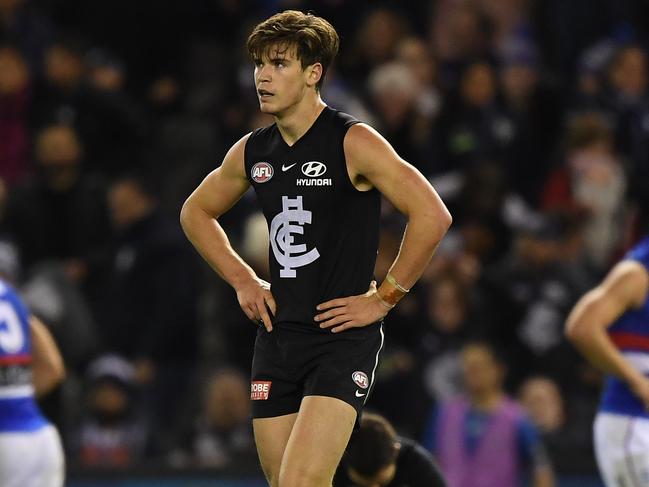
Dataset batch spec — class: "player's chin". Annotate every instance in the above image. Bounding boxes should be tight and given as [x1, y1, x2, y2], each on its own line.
[258, 100, 279, 115]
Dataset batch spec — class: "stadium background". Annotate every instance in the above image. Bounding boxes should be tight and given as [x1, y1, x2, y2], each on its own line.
[2, 0, 649, 485]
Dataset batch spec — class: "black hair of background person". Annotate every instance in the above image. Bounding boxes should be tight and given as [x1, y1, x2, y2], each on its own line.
[334, 413, 446, 487]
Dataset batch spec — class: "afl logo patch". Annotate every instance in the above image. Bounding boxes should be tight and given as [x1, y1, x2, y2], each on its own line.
[251, 162, 274, 183]
[352, 371, 369, 389]
[301, 161, 327, 178]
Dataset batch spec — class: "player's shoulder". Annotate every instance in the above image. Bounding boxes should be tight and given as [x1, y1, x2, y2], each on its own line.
[326, 106, 360, 127]
[247, 121, 278, 145]
[624, 235, 649, 270]
[343, 122, 388, 158]
[0, 279, 28, 318]
[0, 279, 14, 300]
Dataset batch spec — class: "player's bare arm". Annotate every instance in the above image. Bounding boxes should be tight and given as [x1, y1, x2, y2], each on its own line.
[565, 260, 649, 405]
[316, 123, 452, 332]
[30, 316, 65, 397]
[180, 134, 277, 332]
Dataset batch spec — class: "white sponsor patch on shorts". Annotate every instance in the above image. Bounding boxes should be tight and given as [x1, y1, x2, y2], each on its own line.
[251, 381, 272, 400]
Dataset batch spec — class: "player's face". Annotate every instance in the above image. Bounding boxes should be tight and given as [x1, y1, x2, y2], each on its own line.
[348, 463, 397, 487]
[254, 44, 316, 115]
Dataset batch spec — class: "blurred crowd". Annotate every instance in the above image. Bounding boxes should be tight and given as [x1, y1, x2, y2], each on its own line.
[2, 0, 649, 478]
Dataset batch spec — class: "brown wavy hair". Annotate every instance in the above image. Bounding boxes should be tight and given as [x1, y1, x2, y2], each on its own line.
[246, 10, 339, 91]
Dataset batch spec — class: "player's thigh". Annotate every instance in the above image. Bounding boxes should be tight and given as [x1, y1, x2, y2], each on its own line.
[253, 413, 298, 486]
[0, 425, 64, 487]
[594, 413, 649, 486]
[279, 395, 357, 487]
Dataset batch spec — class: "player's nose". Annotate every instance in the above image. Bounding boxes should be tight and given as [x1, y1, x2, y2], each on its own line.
[256, 64, 272, 82]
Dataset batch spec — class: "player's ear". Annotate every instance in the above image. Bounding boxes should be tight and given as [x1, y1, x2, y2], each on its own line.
[306, 62, 323, 88]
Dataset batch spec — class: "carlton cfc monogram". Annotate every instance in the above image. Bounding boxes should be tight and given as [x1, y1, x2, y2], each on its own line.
[269, 196, 320, 278]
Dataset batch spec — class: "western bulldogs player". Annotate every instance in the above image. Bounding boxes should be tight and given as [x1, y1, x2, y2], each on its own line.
[181, 10, 451, 487]
[0, 279, 65, 486]
[566, 236, 649, 486]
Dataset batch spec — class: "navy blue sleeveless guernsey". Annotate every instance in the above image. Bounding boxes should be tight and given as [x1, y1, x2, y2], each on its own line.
[244, 106, 381, 332]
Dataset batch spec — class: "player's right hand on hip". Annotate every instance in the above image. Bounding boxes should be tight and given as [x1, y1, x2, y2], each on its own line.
[315, 280, 388, 333]
[236, 277, 276, 332]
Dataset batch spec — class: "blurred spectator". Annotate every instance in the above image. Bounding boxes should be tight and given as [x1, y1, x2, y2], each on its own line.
[499, 39, 563, 205]
[607, 44, 647, 105]
[542, 113, 626, 268]
[419, 272, 485, 403]
[343, 7, 410, 85]
[433, 61, 516, 175]
[31, 38, 86, 127]
[169, 368, 255, 468]
[21, 263, 99, 371]
[335, 412, 447, 487]
[430, 2, 494, 87]
[321, 67, 374, 125]
[519, 376, 565, 434]
[98, 173, 200, 454]
[575, 40, 617, 109]
[519, 376, 596, 475]
[395, 36, 444, 173]
[483, 213, 592, 388]
[480, 0, 531, 49]
[367, 62, 427, 171]
[0, 44, 30, 186]
[0, 0, 55, 71]
[602, 45, 649, 211]
[31, 39, 147, 176]
[452, 163, 512, 264]
[531, 0, 631, 82]
[4, 123, 111, 277]
[73, 354, 149, 468]
[423, 341, 554, 487]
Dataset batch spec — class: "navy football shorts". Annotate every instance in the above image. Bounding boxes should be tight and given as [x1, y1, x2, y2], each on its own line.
[250, 322, 384, 419]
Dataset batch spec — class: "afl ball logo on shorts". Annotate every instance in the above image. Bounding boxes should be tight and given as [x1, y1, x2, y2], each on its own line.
[251, 162, 274, 183]
[352, 371, 369, 390]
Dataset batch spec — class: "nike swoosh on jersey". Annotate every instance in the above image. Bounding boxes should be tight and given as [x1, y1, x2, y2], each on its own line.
[282, 163, 297, 171]
[355, 390, 366, 397]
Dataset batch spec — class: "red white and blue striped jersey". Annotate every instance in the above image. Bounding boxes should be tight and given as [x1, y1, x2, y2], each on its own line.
[0, 279, 48, 432]
[601, 236, 649, 418]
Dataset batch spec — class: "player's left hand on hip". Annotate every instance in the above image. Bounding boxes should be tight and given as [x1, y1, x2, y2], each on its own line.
[315, 280, 388, 333]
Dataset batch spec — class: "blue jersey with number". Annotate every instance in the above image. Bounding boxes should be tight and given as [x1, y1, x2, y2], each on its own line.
[600, 236, 649, 418]
[0, 280, 48, 432]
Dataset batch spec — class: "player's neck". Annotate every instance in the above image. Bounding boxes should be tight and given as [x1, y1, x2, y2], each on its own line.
[275, 95, 326, 146]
